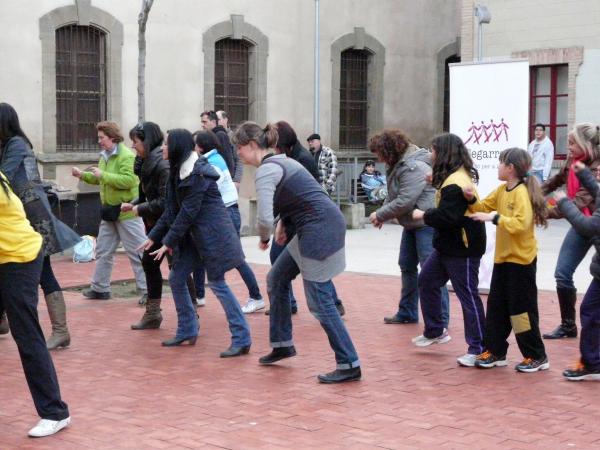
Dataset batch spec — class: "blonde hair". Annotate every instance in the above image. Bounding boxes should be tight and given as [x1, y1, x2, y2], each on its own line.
[570, 122, 600, 163]
[232, 121, 278, 149]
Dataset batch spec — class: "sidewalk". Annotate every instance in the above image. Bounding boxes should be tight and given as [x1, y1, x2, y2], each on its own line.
[0, 222, 599, 449]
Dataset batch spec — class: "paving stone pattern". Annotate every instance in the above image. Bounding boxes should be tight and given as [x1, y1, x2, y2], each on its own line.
[1, 255, 599, 449]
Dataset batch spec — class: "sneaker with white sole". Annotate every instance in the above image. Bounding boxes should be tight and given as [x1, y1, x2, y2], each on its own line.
[28, 417, 70, 438]
[457, 353, 477, 367]
[515, 356, 550, 373]
[196, 297, 206, 307]
[474, 350, 508, 369]
[241, 298, 265, 314]
[412, 329, 451, 347]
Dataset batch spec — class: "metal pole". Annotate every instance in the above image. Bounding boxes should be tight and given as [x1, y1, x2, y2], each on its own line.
[477, 22, 483, 61]
[314, 0, 320, 133]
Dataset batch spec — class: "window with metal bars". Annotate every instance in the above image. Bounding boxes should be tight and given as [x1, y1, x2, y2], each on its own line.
[340, 49, 369, 149]
[214, 38, 250, 128]
[56, 25, 107, 152]
[529, 64, 568, 159]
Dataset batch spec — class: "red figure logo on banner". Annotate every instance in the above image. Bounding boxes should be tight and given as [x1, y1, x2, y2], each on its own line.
[465, 118, 510, 144]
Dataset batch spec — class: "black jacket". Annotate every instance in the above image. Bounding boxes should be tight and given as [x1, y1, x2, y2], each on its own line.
[424, 184, 486, 258]
[133, 146, 170, 227]
[290, 141, 320, 181]
[213, 125, 235, 176]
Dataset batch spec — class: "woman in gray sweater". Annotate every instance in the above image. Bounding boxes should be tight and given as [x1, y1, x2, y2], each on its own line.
[233, 122, 360, 384]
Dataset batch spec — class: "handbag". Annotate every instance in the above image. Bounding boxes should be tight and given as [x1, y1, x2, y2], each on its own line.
[100, 204, 122, 222]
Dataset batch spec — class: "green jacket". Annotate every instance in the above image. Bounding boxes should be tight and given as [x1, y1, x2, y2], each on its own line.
[81, 143, 139, 221]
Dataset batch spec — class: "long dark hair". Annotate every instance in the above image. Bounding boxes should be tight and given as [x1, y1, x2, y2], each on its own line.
[499, 147, 548, 227]
[430, 133, 479, 189]
[360, 160, 381, 177]
[166, 129, 195, 177]
[0, 103, 33, 148]
[129, 121, 164, 153]
[0, 173, 11, 197]
[274, 121, 297, 156]
[368, 129, 411, 168]
[194, 130, 222, 155]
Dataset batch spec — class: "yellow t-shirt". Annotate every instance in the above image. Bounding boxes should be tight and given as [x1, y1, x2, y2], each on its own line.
[471, 183, 536, 265]
[0, 174, 43, 264]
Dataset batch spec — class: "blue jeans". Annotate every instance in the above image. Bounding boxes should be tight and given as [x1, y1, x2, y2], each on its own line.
[267, 248, 359, 369]
[270, 238, 298, 309]
[398, 226, 449, 325]
[555, 227, 593, 290]
[173, 242, 251, 346]
[194, 205, 262, 300]
[531, 170, 544, 184]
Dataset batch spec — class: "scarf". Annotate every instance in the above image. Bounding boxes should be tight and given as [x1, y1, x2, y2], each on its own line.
[567, 157, 591, 216]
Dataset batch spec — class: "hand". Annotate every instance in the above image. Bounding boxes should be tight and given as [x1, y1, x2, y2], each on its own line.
[138, 239, 154, 252]
[258, 239, 270, 251]
[369, 211, 383, 229]
[121, 203, 134, 212]
[234, 181, 240, 191]
[274, 221, 287, 246]
[412, 209, 425, 220]
[72, 167, 82, 178]
[463, 185, 474, 200]
[91, 167, 103, 178]
[572, 161, 586, 173]
[554, 191, 567, 202]
[150, 244, 171, 261]
[424, 172, 432, 184]
[469, 212, 496, 222]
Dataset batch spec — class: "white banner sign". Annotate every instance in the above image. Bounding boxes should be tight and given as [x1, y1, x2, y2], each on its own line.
[450, 59, 529, 288]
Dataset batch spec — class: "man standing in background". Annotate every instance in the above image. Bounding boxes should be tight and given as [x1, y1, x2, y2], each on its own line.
[307, 133, 338, 196]
[527, 123, 554, 183]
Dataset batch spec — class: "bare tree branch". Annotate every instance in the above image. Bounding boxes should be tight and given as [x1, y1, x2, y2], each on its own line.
[138, 0, 155, 122]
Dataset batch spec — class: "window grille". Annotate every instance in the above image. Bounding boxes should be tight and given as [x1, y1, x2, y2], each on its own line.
[340, 49, 369, 149]
[215, 38, 250, 128]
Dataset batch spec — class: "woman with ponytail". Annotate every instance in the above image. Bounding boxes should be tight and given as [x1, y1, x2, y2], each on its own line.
[234, 122, 361, 384]
[465, 148, 549, 373]
[141, 129, 251, 356]
[542, 123, 600, 340]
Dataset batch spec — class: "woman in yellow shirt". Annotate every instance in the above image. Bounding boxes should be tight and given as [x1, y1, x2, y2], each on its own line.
[465, 148, 549, 373]
[0, 173, 70, 437]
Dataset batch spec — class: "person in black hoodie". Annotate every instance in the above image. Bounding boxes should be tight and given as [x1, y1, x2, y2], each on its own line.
[411, 133, 486, 367]
[123, 122, 171, 329]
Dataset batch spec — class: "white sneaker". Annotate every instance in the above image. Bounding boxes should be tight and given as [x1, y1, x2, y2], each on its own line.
[28, 417, 70, 438]
[196, 297, 206, 307]
[457, 353, 477, 367]
[241, 298, 265, 313]
[412, 329, 451, 347]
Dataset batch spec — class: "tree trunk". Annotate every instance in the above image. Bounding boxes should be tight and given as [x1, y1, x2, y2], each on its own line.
[138, 0, 154, 123]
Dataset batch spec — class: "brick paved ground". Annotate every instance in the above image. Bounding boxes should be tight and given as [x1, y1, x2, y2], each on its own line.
[1, 254, 599, 449]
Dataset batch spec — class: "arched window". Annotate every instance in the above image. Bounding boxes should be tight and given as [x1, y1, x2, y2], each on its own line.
[340, 49, 369, 149]
[214, 38, 251, 128]
[56, 25, 107, 151]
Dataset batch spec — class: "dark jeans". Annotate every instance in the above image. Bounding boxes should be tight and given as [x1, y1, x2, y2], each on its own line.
[398, 226, 449, 325]
[419, 250, 485, 355]
[142, 239, 167, 299]
[555, 227, 593, 290]
[194, 205, 262, 300]
[40, 256, 61, 296]
[580, 278, 600, 370]
[267, 248, 359, 368]
[485, 260, 546, 360]
[0, 251, 69, 420]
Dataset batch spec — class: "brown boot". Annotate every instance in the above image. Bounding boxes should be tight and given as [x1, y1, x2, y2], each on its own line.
[0, 311, 9, 335]
[45, 291, 71, 350]
[131, 298, 163, 330]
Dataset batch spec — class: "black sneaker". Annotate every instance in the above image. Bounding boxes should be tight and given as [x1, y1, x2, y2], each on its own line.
[259, 346, 297, 365]
[515, 356, 550, 373]
[384, 315, 418, 324]
[474, 351, 508, 369]
[317, 367, 361, 384]
[563, 361, 600, 381]
[82, 289, 111, 300]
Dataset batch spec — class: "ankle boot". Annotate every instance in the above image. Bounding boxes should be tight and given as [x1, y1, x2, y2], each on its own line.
[45, 291, 71, 350]
[543, 287, 578, 339]
[131, 298, 163, 330]
[0, 311, 9, 335]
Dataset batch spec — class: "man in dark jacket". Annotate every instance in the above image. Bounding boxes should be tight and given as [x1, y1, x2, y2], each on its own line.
[217, 110, 244, 185]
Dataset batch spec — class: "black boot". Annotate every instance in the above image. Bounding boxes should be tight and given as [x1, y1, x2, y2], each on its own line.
[543, 287, 578, 339]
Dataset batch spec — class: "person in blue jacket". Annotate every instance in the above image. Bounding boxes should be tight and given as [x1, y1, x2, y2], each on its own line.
[141, 129, 251, 357]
